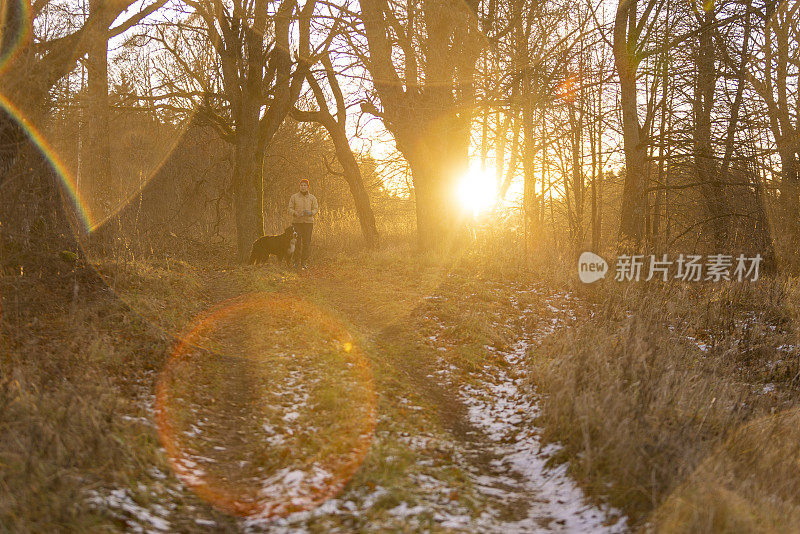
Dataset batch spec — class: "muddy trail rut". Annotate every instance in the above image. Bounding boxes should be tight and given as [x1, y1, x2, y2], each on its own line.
[91, 265, 627, 532]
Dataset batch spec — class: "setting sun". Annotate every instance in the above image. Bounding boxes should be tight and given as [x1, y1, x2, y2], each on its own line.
[458, 164, 498, 216]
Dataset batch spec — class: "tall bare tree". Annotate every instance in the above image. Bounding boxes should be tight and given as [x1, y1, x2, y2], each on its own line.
[614, 0, 654, 244]
[0, 0, 167, 258]
[358, 0, 485, 250]
[691, 0, 727, 246]
[291, 53, 380, 248]
[176, 0, 315, 260]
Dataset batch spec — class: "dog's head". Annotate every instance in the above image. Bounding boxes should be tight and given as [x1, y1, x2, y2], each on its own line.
[284, 226, 298, 244]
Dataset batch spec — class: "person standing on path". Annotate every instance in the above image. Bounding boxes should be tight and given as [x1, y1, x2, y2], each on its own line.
[288, 178, 319, 269]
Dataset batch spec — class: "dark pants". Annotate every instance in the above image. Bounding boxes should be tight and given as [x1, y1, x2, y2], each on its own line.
[292, 223, 313, 265]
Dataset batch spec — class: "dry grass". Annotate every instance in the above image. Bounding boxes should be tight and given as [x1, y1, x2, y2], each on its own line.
[0, 271, 182, 531]
[0, 215, 533, 530]
[649, 407, 800, 533]
[8, 209, 800, 532]
[297, 197, 417, 258]
[528, 275, 800, 530]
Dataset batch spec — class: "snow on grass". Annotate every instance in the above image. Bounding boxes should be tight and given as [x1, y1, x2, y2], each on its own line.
[92, 280, 627, 532]
[257, 464, 334, 501]
[87, 488, 172, 533]
[760, 383, 776, 394]
[387, 501, 429, 517]
[240, 484, 390, 533]
[416, 283, 627, 531]
[455, 286, 628, 532]
[459, 340, 626, 532]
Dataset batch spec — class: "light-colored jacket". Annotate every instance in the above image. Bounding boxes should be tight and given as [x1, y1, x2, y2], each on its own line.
[288, 191, 319, 223]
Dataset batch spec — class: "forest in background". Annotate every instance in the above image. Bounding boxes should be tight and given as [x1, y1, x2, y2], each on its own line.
[0, 0, 796, 267]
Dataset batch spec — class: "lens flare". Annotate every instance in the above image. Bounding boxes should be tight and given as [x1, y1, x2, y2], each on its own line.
[556, 74, 579, 102]
[0, 94, 93, 231]
[155, 292, 376, 519]
[0, 0, 32, 76]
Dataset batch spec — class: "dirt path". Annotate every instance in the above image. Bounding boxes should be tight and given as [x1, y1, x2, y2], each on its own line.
[91, 262, 627, 532]
[442, 286, 626, 532]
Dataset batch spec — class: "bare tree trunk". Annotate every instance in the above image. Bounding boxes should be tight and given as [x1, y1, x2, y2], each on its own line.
[614, 0, 648, 244]
[360, 0, 482, 251]
[568, 100, 584, 251]
[693, 7, 726, 246]
[499, 116, 520, 199]
[653, 42, 669, 243]
[522, 86, 535, 251]
[778, 148, 800, 213]
[752, 157, 777, 271]
[590, 104, 599, 251]
[331, 130, 380, 248]
[84, 0, 113, 222]
[399, 117, 471, 249]
[233, 109, 264, 262]
[720, 0, 752, 179]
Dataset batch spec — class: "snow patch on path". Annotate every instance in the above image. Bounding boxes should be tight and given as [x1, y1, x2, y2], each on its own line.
[87, 488, 172, 533]
[456, 287, 627, 532]
[461, 340, 625, 532]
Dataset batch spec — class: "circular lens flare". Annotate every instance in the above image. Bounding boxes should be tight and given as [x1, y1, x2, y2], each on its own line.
[556, 74, 579, 102]
[155, 292, 376, 519]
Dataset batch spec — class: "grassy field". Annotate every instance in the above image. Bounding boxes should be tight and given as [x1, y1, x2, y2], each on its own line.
[0, 238, 565, 531]
[2, 232, 800, 532]
[528, 272, 800, 531]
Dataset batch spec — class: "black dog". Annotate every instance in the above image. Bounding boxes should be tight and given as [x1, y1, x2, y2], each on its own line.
[249, 227, 297, 265]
